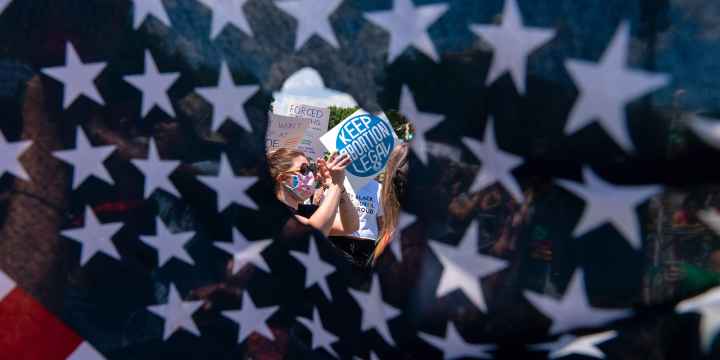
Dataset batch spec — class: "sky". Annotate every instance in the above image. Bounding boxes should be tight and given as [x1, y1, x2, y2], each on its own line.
[271, 67, 358, 115]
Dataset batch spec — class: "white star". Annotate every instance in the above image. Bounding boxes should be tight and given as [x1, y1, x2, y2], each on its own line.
[53, 126, 116, 189]
[352, 352, 380, 360]
[140, 217, 195, 267]
[123, 50, 180, 118]
[147, 284, 203, 340]
[67, 342, 106, 360]
[131, 138, 181, 198]
[524, 269, 631, 335]
[418, 322, 495, 359]
[555, 166, 661, 250]
[290, 236, 336, 301]
[469, 0, 555, 94]
[688, 115, 720, 149]
[0, 271, 14, 302]
[131, 0, 171, 29]
[389, 211, 417, 262]
[364, 0, 449, 63]
[428, 220, 508, 312]
[195, 62, 259, 132]
[699, 209, 720, 235]
[530, 332, 617, 359]
[61, 207, 123, 266]
[198, 0, 253, 39]
[400, 85, 443, 165]
[564, 21, 670, 152]
[677, 286, 720, 352]
[530, 335, 575, 357]
[0, 131, 32, 181]
[348, 275, 401, 346]
[215, 228, 272, 274]
[222, 291, 279, 343]
[197, 153, 258, 211]
[461, 118, 524, 202]
[276, 0, 343, 50]
[297, 307, 340, 358]
[0, 1, 11, 15]
[41, 42, 106, 109]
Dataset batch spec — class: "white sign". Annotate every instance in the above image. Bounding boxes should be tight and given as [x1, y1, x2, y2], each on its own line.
[288, 104, 330, 160]
[265, 112, 310, 152]
[319, 110, 398, 192]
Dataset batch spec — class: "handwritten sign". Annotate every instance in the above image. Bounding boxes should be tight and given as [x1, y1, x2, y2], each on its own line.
[287, 104, 330, 159]
[265, 112, 310, 152]
[320, 110, 398, 192]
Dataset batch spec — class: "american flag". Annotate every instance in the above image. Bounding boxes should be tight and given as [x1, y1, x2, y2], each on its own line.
[0, 0, 719, 359]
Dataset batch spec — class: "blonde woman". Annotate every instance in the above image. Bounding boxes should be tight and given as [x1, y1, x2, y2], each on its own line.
[267, 148, 359, 237]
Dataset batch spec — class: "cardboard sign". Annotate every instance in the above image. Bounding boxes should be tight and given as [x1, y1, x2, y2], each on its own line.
[319, 110, 398, 192]
[287, 104, 330, 160]
[265, 112, 310, 152]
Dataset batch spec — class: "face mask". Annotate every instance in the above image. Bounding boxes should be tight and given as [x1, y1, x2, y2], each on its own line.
[284, 172, 316, 200]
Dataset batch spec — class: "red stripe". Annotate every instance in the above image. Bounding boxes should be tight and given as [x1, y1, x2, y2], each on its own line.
[0, 288, 83, 359]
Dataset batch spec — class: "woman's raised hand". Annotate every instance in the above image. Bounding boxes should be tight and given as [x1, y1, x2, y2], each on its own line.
[317, 152, 351, 187]
[316, 157, 332, 187]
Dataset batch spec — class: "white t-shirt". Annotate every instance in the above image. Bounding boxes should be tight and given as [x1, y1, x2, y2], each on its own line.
[349, 180, 383, 240]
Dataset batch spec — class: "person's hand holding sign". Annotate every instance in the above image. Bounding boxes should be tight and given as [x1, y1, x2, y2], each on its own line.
[317, 152, 352, 187]
[308, 152, 359, 237]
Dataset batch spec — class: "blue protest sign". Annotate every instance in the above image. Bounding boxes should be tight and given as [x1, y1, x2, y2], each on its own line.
[335, 114, 395, 177]
[320, 110, 398, 193]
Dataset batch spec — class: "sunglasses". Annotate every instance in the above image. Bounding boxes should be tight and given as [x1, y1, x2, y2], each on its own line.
[287, 162, 317, 176]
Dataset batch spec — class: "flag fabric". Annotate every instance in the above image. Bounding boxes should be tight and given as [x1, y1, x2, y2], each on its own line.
[0, 270, 102, 359]
[1, 0, 720, 359]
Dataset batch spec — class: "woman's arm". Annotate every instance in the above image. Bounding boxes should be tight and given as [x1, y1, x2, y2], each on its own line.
[294, 153, 354, 237]
[329, 189, 360, 235]
[296, 184, 344, 236]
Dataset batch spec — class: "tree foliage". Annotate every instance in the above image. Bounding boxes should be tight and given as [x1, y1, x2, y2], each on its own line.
[328, 106, 413, 140]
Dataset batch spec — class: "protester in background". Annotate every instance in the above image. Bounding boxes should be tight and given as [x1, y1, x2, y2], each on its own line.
[370, 143, 409, 265]
[350, 179, 384, 241]
[267, 148, 359, 237]
[329, 178, 384, 265]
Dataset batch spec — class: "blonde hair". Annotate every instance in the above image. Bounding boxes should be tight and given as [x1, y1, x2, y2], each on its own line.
[267, 148, 307, 187]
[372, 143, 409, 264]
